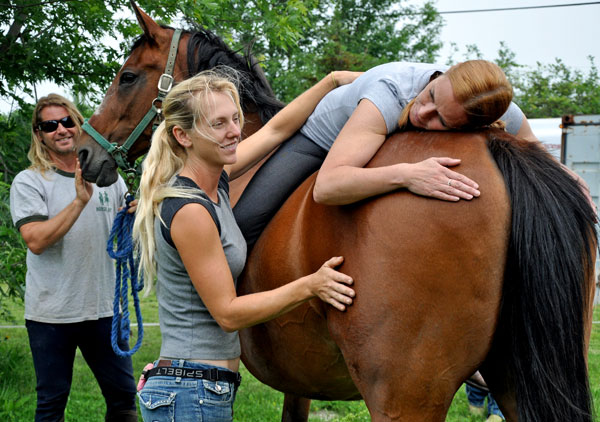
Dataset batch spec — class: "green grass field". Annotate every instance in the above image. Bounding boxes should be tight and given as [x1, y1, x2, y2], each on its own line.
[1, 293, 599, 421]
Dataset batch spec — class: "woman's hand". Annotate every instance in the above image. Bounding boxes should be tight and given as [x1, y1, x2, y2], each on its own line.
[331, 71, 363, 87]
[309, 256, 355, 311]
[403, 157, 480, 201]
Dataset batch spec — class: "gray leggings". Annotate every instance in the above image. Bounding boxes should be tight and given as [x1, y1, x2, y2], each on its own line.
[233, 132, 327, 250]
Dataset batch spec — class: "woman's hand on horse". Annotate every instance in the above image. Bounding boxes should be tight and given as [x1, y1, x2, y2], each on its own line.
[310, 256, 355, 311]
[404, 157, 480, 201]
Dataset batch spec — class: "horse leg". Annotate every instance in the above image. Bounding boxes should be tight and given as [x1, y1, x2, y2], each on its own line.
[281, 394, 311, 422]
[329, 326, 464, 422]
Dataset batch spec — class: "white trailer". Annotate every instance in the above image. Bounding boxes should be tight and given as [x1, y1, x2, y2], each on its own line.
[560, 115, 600, 303]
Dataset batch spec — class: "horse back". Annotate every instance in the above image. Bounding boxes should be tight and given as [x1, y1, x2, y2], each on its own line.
[239, 130, 511, 402]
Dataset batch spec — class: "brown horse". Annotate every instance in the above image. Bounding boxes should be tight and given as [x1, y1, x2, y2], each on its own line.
[77, 3, 597, 421]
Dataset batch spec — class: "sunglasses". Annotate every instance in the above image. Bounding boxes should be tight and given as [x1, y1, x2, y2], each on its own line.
[37, 116, 76, 133]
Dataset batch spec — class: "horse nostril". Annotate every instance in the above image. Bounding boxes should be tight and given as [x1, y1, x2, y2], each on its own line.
[78, 148, 89, 170]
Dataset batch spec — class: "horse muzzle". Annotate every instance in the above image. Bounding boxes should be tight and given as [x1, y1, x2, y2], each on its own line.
[77, 140, 119, 187]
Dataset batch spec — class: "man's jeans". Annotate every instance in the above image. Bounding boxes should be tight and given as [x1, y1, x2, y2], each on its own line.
[26, 317, 137, 422]
[466, 383, 504, 418]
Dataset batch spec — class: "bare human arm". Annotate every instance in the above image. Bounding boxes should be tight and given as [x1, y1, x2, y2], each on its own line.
[225, 71, 362, 180]
[171, 203, 355, 332]
[19, 160, 93, 254]
[313, 99, 480, 205]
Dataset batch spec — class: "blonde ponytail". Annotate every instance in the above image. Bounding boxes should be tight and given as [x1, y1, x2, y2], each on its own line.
[134, 122, 185, 293]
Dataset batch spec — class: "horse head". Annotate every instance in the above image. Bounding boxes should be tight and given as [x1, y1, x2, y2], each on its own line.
[78, 0, 283, 187]
[76, 1, 186, 186]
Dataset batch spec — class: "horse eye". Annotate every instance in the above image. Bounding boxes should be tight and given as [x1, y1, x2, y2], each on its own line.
[119, 71, 138, 85]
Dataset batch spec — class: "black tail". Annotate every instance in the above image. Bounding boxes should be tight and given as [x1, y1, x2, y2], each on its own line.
[486, 129, 597, 422]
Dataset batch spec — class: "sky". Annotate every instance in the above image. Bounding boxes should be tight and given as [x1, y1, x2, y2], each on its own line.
[420, 0, 599, 71]
[1, 0, 599, 113]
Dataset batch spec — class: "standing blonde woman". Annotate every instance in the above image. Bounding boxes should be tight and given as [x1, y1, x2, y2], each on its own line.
[133, 69, 359, 422]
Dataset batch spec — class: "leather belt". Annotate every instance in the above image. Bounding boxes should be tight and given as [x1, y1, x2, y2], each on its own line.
[143, 360, 241, 386]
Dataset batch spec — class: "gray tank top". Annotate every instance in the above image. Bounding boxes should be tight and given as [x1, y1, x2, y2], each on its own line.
[154, 172, 247, 360]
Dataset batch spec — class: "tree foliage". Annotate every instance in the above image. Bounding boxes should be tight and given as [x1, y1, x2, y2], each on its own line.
[0, 108, 31, 319]
[2, 1, 121, 107]
[0, 177, 26, 322]
[0, 0, 442, 106]
[512, 57, 600, 118]
[244, 0, 443, 101]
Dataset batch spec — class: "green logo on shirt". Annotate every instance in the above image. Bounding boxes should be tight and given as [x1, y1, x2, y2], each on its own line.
[96, 191, 112, 212]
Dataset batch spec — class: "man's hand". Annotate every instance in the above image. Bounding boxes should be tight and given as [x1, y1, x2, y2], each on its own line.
[75, 159, 93, 206]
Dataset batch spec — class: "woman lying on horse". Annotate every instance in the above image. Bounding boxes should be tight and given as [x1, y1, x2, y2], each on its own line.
[234, 59, 591, 249]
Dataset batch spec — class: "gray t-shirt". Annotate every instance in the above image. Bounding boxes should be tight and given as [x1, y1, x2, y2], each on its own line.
[301, 61, 524, 151]
[10, 168, 127, 323]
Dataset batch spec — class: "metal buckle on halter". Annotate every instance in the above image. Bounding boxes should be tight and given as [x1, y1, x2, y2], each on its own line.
[157, 73, 174, 94]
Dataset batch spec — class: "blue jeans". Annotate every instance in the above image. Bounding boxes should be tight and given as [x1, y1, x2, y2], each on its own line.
[26, 318, 137, 422]
[466, 384, 504, 418]
[138, 360, 239, 422]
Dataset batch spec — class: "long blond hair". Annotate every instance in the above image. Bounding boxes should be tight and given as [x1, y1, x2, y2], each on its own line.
[133, 70, 243, 293]
[28, 94, 84, 174]
[398, 60, 513, 129]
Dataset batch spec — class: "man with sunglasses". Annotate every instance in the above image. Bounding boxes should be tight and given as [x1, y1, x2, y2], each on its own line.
[9, 94, 138, 422]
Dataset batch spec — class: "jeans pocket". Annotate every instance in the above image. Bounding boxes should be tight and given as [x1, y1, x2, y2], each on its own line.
[138, 388, 176, 421]
[202, 380, 233, 403]
[200, 380, 235, 421]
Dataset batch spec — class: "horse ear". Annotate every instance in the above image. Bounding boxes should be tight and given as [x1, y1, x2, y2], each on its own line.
[130, 0, 162, 44]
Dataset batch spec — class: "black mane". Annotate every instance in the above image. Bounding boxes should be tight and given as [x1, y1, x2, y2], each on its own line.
[131, 27, 284, 124]
[186, 29, 284, 123]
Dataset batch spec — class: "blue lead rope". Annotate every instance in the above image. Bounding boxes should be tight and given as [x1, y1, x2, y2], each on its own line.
[107, 194, 144, 357]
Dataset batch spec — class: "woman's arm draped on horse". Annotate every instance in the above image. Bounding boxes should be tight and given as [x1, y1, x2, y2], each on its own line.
[313, 60, 515, 205]
[234, 60, 519, 248]
[226, 71, 362, 180]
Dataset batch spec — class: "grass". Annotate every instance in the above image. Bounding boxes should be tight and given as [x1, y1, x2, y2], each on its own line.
[1, 293, 599, 421]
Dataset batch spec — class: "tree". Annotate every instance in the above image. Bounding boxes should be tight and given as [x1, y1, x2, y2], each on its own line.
[1, 0, 442, 107]
[0, 108, 31, 320]
[251, 0, 443, 101]
[512, 57, 600, 118]
[2, 1, 123, 108]
[0, 0, 322, 108]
